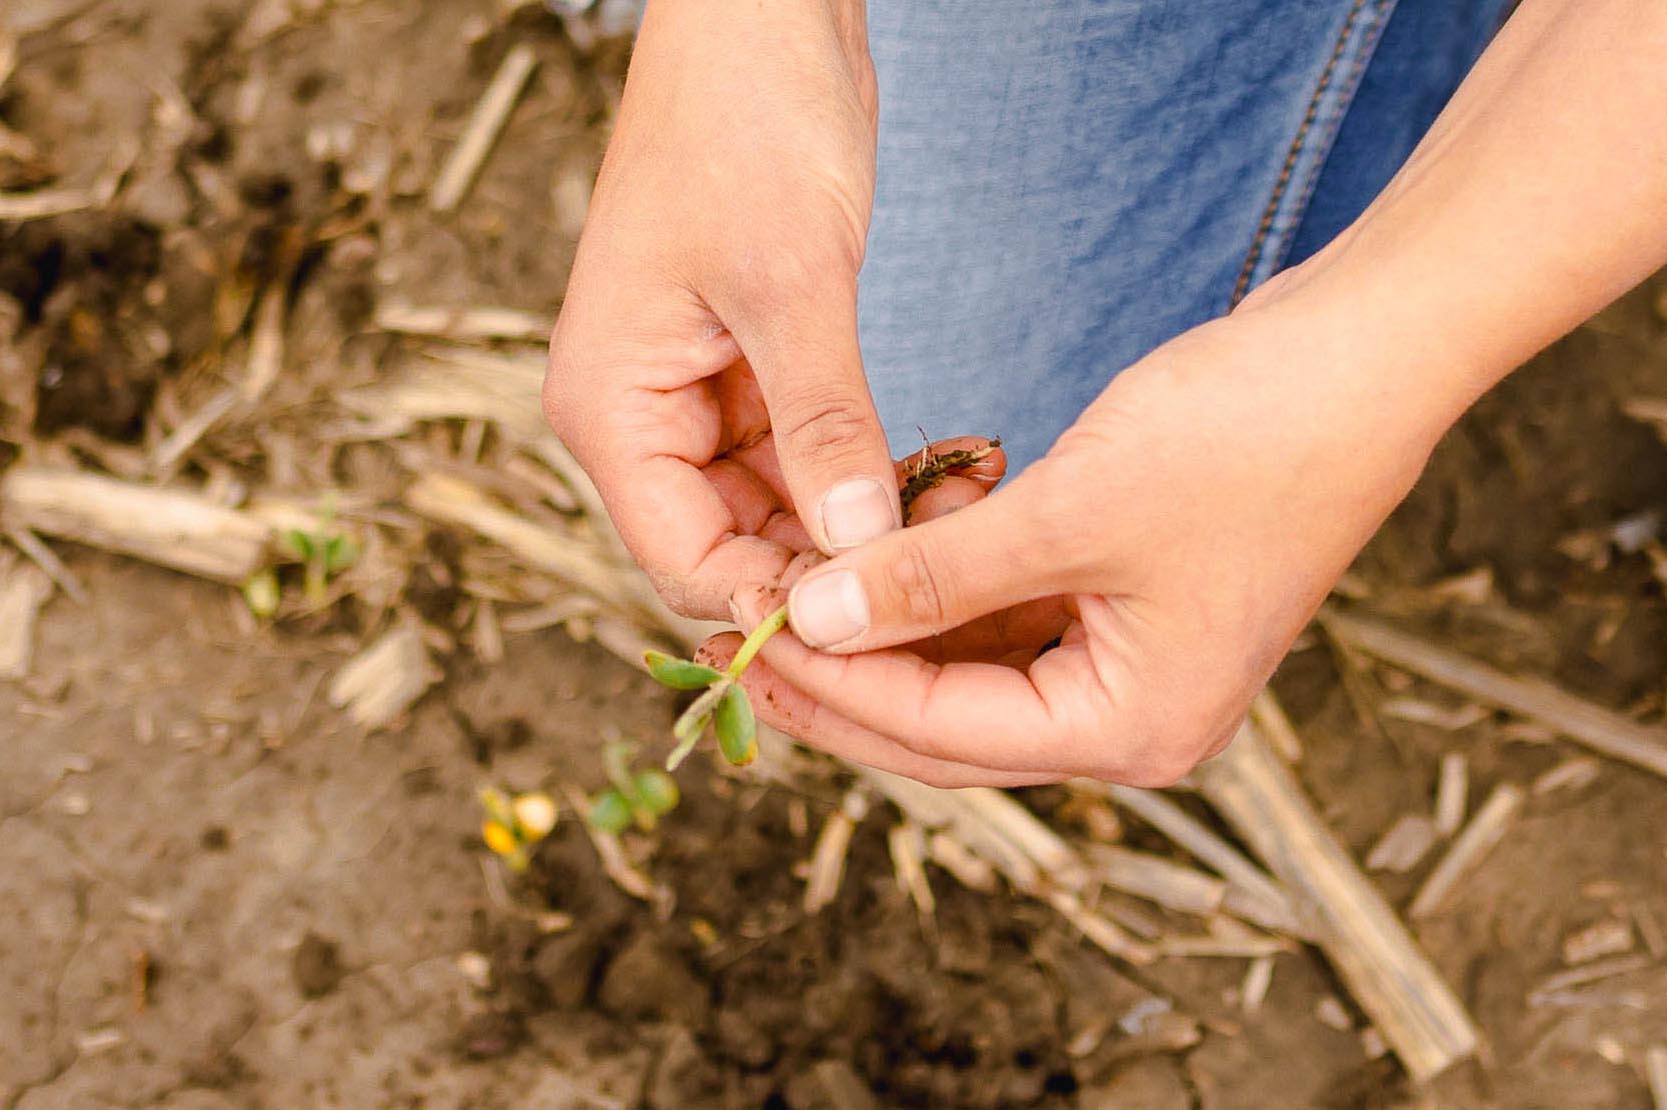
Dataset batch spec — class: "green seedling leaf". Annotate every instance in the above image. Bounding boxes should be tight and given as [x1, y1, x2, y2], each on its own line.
[643, 651, 723, 690]
[323, 534, 359, 574]
[634, 770, 680, 817]
[281, 528, 315, 561]
[713, 684, 758, 766]
[588, 789, 633, 834]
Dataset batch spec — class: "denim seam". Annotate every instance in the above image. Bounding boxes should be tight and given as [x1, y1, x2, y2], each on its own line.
[1229, 0, 1397, 306]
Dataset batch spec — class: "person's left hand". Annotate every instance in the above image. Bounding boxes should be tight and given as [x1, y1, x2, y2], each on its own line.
[695, 298, 1461, 787]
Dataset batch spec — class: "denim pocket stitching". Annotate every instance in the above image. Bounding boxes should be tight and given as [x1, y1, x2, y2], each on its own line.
[1262, 0, 1396, 281]
[1230, 0, 1387, 307]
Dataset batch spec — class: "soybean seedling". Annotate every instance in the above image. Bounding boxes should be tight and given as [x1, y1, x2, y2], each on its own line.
[243, 501, 360, 618]
[644, 604, 790, 771]
[479, 787, 560, 873]
[587, 739, 681, 833]
[281, 514, 359, 606]
[636, 433, 1000, 770]
[640, 434, 1002, 770]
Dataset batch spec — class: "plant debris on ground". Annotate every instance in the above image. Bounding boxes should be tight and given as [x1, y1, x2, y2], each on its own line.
[5, 1, 1667, 1107]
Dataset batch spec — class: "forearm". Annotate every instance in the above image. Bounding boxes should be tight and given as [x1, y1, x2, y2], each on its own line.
[1260, 0, 1667, 431]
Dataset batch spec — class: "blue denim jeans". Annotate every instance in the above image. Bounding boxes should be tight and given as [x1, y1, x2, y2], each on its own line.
[859, 0, 1510, 470]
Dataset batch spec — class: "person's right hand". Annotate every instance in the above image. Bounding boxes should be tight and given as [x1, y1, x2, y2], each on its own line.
[544, 0, 899, 620]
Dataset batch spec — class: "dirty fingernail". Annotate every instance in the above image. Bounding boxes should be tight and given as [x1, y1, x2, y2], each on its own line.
[819, 479, 897, 551]
[789, 570, 869, 649]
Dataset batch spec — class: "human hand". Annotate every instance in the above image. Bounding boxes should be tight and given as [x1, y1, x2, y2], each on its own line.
[699, 301, 1456, 787]
[543, 0, 897, 620]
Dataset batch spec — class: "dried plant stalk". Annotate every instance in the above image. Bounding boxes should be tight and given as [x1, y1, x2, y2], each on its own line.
[804, 790, 868, 914]
[4, 525, 87, 604]
[888, 823, 937, 927]
[0, 556, 52, 680]
[375, 301, 552, 343]
[1434, 753, 1468, 837]
[429, 44, 540, 213]
[1195, 723, 1479, 1083]
[404, 471, 695, 641]
[1408, 783, 1524, 920]
[1365, 814, 1438, 874]
[1083, 843, 1226, 918]
[1251, 689, 1304, 762]
[1324, 608, 1667, 780]
[1648, 1045, 1667, 1110]
[0, 468, 270, 584]
[1086, 781, 1306, 939]
[338, 348, 548, 440]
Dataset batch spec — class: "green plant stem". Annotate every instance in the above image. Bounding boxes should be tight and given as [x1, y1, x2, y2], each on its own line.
[602, 741, 638, 801]
[726, 604, 790, 679]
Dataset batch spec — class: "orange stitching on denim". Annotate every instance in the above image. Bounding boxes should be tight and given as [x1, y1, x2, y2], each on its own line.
[1277, 0, 1394, 273]
[1230, 0, 1368, 307]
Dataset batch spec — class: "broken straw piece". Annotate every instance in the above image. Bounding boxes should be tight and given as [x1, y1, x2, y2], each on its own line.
[887, 823, 936, 926]
[429, 44, 540, 213]
[1409, 783, 1525, 919]
[0, 557, 52, 680]
[327, 624, 443, 730]
[1083, 843, 1227, 919]
[1196, 724, 1479, 1082]
[1434, 753, 1468, 837]
[375, 300, 552, 343]
[0, 468, 271, 584]
[804, 790, 868, 914]
[1364, 814, 1438, 874]
[1561, 919, 1634, 966]
[1241, 954, 1275, 1014]
[1323, 608, 1667, 781]
[1096, 782, 1306, 938]
[1647, 1044, 1667, 1110]
[1251, 688, 1304, 762]
[1532, 757, 1600, 796]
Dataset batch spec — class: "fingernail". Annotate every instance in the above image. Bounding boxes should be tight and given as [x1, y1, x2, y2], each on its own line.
[789, 570, 869, 649]
[819, 479, 898, 551]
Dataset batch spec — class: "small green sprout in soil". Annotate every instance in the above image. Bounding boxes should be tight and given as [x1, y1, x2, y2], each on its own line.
[586, 739, 681, 834]
[479, 786, 559, 873]
[644, 603, 790, 772]
[243, 501, 360, 617]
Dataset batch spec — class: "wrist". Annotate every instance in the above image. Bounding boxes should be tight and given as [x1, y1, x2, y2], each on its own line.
[642, 0, 869, 57]
[1232, 245, 1502, 454]
[636, 0, 875, 114]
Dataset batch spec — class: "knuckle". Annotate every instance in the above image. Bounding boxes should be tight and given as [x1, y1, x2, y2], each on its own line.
[1113, 750, 1198, 790]
[1097, 713, 1215, 787]
[738, 230, 859, 306]
[645, 569, 704, 619]
[542, 340, 583, 437]
[879, 541, 952, 629]
[773, 388, 875, 457]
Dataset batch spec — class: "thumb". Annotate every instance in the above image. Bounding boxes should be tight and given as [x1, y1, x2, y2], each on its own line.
[785, 486, 1056, 652]
[727, 280, 900, 555]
